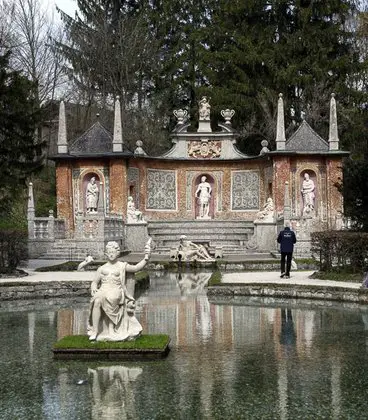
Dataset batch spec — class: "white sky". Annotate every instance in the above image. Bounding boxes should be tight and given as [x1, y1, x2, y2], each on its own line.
[46, 0, 78, 21]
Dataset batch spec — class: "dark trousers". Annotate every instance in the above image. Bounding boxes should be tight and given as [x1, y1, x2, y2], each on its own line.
[280, 252, 293, 275]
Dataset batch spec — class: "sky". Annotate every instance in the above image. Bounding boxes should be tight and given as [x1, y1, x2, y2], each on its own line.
[47, 0, 78, 21]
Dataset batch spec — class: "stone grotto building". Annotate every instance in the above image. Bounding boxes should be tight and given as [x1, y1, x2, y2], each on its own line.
[27, 94, 348, 259]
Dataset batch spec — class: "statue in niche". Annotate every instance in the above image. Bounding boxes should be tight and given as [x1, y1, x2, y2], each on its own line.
[198, 96, 211, 120]
[127, 196, 144, 223]
[87, 239, 151, 341]
[195, 176, 212, 219]
[301, 173, 315, 215]
[176, 235, 214, 262]
[86, 176, 99, 213]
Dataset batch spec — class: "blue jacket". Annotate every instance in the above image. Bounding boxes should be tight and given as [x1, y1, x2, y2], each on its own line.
[277, 227, 297, 253]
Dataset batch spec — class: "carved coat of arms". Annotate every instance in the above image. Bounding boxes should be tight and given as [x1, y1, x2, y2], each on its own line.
[188, 141, 221, 159]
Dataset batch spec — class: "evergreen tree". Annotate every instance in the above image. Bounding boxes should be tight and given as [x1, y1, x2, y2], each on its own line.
[338, 155, 368, 231]
[0, 50, 44, 216]
[202, 0, 365, 154]
[149, 0, 214, 128]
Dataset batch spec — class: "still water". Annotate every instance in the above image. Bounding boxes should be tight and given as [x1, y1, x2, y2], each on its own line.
[1, 271, 368, 419]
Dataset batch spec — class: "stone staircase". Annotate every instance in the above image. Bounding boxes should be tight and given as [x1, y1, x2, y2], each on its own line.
[148, 220, 259, 255]
[39, 240, 99, 261]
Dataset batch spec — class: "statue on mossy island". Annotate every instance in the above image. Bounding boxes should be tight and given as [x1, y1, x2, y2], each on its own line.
[87, 239, 151, 341]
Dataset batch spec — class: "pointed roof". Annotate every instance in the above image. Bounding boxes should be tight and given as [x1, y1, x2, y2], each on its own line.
[68, 121, 130, 156]
[285, 120, 328, 152]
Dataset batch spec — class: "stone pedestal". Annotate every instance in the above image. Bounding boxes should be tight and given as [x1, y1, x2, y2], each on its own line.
[196, 215, 211, 220]
[253, 222, 277, 251]
[197, 121, 211, 132]
[125, 223, 149, 252]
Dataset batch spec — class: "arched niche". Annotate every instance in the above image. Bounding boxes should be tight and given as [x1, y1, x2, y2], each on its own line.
[300, 169, 317, 216]
[193, 173, 215, 219]
[80, 170, 105, 214]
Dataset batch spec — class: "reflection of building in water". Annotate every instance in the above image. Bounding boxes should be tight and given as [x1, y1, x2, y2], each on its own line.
[89, 366, 142, 420]
[57, 308, 89, 339]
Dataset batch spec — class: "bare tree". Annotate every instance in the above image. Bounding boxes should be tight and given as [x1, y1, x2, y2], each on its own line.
[2, 0, 67, 105]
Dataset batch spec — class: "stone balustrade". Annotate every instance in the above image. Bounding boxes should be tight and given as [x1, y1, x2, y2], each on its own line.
[30, 217, 65, 240]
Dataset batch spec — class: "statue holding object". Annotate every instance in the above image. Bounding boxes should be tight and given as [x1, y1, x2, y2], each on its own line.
[87, 238, 151, 342]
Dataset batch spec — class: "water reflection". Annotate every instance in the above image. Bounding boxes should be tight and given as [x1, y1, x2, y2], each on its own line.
[1, 271, 368, 419]
[89, 366, 142, 420]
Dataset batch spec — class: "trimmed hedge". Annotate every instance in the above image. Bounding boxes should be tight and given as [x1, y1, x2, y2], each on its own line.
[311, 230, 368, 273]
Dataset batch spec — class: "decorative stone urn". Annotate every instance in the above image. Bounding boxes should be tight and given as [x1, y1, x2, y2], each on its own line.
[221, 109, 235, 124]
[173, 109, 188, 124]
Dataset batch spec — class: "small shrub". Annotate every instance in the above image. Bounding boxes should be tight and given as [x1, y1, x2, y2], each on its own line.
[311, 230, 368, 273]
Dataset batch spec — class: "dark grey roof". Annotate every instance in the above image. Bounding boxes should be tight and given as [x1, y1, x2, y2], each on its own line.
[286, 120, 328, 152]
[69, 121, 114, 155]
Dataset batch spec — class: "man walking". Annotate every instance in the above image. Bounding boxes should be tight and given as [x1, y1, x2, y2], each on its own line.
[277, 222, 297, 279]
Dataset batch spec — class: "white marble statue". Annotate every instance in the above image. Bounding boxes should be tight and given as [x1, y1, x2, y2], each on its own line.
[195, 176, 212, 219]
[87, 239, 151, 341]
[198, 96, 211, 120]
[127, 196, 144, 223]
[86, 176, 99, 213]
[301, 173, 315, 214]
[176, 235, 214, 262]
[256, 197, 274, 221]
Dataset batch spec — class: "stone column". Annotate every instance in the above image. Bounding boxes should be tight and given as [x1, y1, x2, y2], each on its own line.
[283, 181, 291, 223]
[328, 93, 339, 151]
[113, 96, 123, 152]
[276, 93, 286, 151]
[27, 182, 35, 239]
[47, 210, 55, 240]
[57, 100, 68, 154]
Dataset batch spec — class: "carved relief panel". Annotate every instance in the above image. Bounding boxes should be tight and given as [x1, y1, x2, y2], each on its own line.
[146, 169, 177, 210]
[187, 140, 221, 159]
[231, 171, 260, 210]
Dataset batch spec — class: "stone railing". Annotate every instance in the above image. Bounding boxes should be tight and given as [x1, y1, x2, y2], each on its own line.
[74, 214, 124, 241]
[29, 213, 65, 240]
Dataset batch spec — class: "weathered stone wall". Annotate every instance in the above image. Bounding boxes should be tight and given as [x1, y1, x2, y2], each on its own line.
[109, 160, 127, 215]
[56, 162, 74, 235]
[0, 281, 90, 300]
[326, 158, 344, 226]
[129, 158, 268, 221]
[207, 284, 368, 304]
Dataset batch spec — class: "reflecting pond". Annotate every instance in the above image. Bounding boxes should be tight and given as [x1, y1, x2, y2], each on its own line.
[1, 270, 368, 419]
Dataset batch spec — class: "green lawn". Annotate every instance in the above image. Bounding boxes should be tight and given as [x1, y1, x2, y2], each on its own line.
[54, 334, 170, 350]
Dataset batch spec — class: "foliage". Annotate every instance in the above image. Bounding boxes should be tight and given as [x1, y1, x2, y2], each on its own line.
[336, 156, 368, 231]
[0, 50, 45, 216]
[0, 226, 28, 273]
[53, 334, 170, 349]
[208, 270, 222, 286]
[310, 270, 363, 282]
[53, 0, 367, 158]
[32, 165, 56, 217]
[2, 0, 66, 107]
[55, 0, 170, 154]
[311, 230, 368, 272]
[201, 0, 365, 154]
